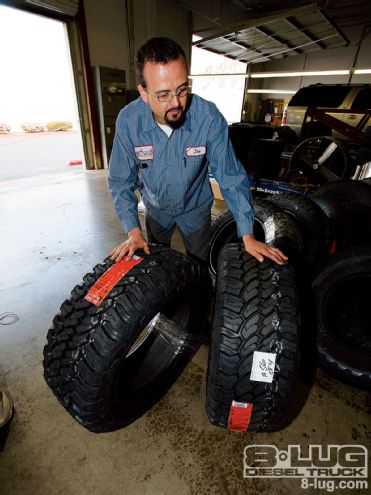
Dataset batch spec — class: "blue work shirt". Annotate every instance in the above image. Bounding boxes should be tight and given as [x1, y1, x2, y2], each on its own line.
[108, 94, 254, 237]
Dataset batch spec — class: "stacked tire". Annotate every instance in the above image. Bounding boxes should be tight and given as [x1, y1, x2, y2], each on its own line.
[43, 180, 371, 435]
[310, 179, 371, 388]
[206, 195, 324, 432]
[208, 179, 371, 405]
[311, 179, 371, 249]
[208, 197, 303, 284]
[43, 201, 302, 433]
[43, 201, 304, 434]
[312, 245, 371, 387]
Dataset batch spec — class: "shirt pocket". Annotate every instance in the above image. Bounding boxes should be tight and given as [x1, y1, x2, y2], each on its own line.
[137, 159, 155, 188]
[183, 153, 208, 188]
[184, 151, 208, 169]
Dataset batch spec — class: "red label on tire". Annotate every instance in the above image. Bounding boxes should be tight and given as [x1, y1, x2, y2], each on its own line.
[227, 401, 253, 432]
[85, 256, 143, 306]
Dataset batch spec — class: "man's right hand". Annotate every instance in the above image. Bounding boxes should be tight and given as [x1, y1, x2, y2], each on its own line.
[109, 227, 150, 262]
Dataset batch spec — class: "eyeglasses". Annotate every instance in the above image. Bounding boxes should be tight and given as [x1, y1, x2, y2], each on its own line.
[144, 86, 190, 103]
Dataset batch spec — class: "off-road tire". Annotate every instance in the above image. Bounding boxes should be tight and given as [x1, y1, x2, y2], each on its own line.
[43, 246, 210, 432]
[206, 244, 300, 431]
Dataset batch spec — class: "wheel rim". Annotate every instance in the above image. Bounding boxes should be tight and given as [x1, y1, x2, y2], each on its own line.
[290, 137, 348, 185]
[111, 299, 193, 405]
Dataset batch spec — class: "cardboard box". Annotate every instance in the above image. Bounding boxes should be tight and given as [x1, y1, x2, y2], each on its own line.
[210, 178, 223, 200]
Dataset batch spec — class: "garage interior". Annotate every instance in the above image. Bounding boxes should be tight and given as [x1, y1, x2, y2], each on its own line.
[0, 1, 370, 494]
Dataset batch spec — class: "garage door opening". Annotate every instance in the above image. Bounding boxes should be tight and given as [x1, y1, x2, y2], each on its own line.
[0, 5, 85, 182]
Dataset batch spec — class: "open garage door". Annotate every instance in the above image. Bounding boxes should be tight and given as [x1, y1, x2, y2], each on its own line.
[6, 0, 102, 169]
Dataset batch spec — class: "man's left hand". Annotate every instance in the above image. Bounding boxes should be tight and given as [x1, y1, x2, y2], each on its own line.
[243, 234, 288, 265]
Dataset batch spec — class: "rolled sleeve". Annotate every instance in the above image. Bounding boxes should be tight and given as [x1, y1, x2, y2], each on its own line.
[207, 117, 254, 237]
[108, 118, 140, 233]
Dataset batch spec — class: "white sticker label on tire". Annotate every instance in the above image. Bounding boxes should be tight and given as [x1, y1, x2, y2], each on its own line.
[250, 351, 276, 383]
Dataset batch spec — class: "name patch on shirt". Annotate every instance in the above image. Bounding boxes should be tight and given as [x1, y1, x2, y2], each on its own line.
[135, 144, 154, 161]
[186, 146, 206, 157]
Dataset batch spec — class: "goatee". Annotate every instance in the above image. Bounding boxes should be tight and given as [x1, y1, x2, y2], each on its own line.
[165, 107, 185, 129]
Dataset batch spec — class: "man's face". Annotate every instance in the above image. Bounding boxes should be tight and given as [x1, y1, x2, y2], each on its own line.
[138, 56, 189, 127]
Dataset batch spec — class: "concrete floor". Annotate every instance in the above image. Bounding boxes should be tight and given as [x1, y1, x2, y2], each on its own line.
[0, 168, 370, 495]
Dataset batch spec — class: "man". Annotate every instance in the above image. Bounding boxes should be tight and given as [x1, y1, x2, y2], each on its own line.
[108, 37, 287, 265]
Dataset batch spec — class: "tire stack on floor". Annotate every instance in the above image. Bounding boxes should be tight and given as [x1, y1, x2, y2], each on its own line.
[309, 179, 371, 387]
[43, 179, 370, 434]
[208, 178, 371, 422]
[206, 196, 316, 432]
[43, 203, 304, 434]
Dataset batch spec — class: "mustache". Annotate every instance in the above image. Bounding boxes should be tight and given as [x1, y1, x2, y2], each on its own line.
[165, 106, 182, 115]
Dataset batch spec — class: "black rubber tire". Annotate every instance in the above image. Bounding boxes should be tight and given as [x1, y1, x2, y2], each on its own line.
[311, 182, 371, 249]
[206, 243, 300, 431]
[311, 196, 371, 250]
[313, 179, 371, 208]
[309, 196, 345, 249]
[266, 193, 333, 269]
[43, 246, 210, 432]
[312, 245, 371, 387]
[208, 198, 303, 283]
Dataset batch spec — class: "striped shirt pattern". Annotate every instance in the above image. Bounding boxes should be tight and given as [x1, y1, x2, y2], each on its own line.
[108, 94, 254, 237]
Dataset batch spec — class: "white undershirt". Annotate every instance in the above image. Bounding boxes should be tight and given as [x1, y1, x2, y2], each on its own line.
[157, 122, 173, 137]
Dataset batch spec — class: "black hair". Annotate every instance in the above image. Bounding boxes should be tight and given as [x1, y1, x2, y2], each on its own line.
[136, 37, 187, 87]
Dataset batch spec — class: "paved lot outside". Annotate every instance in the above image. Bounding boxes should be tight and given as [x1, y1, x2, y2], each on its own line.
[0, 131, 85, 181]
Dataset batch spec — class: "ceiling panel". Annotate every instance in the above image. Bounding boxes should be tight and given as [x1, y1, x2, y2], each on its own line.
[193, 4, 347, 64]
[181, 0, 371, 67]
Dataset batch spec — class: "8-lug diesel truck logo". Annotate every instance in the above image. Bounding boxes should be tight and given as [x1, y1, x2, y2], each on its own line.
[244, 445, 368, 491]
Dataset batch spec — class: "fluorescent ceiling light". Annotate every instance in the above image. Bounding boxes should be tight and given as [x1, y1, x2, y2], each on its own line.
[353, 68, 371, 74]
[250, 70, 350, 78]
[189, 69, 356, 79]
[189, 73, 247, 78]
[247, 89, 296, 94]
